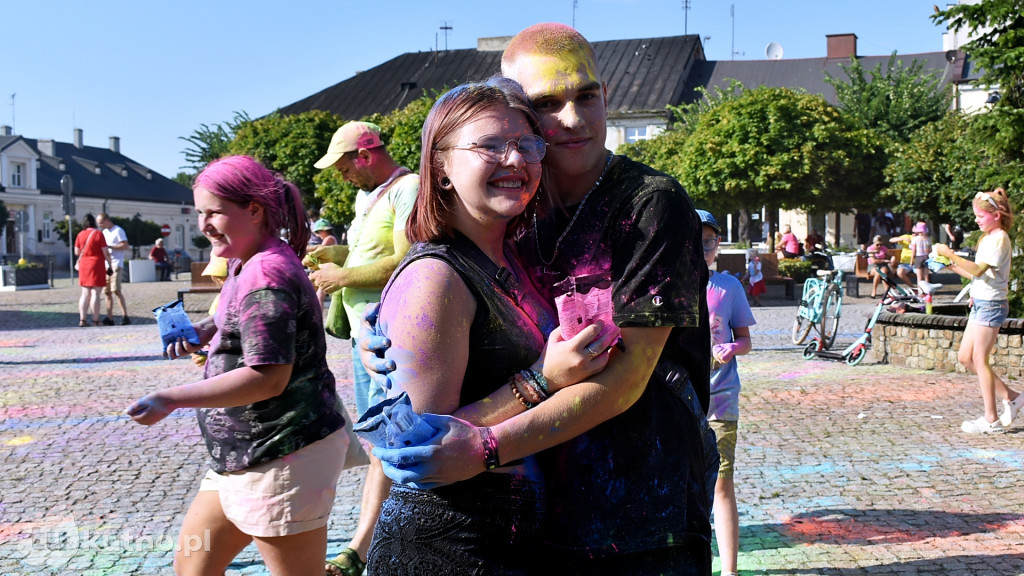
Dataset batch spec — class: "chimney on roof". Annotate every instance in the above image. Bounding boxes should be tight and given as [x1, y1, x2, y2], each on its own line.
[478, 36, 513, 52]
[74, 128, 84, 148]
[38, 139, 56, 157]
[110, 136, 120, 154]
[827, 33, 857, 59]
[0, 125, 12, 136]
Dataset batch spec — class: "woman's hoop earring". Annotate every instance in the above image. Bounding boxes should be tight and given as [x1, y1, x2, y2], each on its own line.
[440, 176, 452, 189]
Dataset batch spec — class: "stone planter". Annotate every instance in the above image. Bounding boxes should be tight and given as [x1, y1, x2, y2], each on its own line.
[874, 305, 1024, 377]
[0, 266, 50, 291]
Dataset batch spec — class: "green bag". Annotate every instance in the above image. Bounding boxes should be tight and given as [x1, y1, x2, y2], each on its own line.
[325, 293, 351, 340]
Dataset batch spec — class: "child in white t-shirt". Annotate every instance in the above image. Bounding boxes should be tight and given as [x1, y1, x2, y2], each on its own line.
[935, 188, 1021, 434]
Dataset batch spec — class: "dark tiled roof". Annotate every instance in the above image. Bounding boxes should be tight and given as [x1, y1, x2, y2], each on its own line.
[19, 138, 191, 204]
[279, 35, 703, 120]
[683, 52, 959, 106]
[0, 135, 22, 152]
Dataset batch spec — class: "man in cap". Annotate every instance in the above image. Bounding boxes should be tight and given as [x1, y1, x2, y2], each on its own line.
[308, 121, 418, 576]
[364, 23, 715, 575]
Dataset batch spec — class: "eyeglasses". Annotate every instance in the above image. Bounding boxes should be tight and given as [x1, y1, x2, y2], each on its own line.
[702, 238, 720, 252]
[975, 191, 999, 210]
[446, 134, 547, 164]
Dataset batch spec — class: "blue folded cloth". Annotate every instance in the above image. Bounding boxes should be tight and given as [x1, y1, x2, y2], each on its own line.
[353, 391, 438, 449]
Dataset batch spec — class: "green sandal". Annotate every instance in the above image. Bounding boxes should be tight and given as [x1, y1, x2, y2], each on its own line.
[325, 547, 366, 576]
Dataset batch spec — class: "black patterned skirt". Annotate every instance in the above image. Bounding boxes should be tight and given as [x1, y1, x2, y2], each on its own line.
[367, 472, 544, 575]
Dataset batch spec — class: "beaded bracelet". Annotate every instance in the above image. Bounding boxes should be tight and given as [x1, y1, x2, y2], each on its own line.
[518, 370, 549, 402]
[509, 375, 535, 409]
[523, 369, 550, 396]
[479, 427, 500, 470]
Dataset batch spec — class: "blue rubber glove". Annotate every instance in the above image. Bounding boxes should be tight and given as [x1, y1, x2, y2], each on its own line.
[359, 302, 396, 389]
[372, 412, 486, 489]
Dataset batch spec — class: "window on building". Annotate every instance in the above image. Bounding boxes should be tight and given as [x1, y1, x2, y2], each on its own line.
[42, 212, 53, 241]
[10, 162, 24, 187]
[625, 126, 649, 143]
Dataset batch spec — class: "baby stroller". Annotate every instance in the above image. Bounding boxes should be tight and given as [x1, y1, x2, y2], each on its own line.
[804, 243, 834, 275]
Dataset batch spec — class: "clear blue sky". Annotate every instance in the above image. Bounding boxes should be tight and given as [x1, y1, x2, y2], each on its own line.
[3, 0, 950, 180]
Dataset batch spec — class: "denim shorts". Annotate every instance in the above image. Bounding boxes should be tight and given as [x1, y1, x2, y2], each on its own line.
[969, 298, 1009, 327]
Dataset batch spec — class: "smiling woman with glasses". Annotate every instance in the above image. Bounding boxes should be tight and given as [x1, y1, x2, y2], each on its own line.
[359, 76, 615, 575]
[444, 134, 547, 164]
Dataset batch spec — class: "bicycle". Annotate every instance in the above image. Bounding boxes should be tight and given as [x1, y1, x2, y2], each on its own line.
[803, 269, 932, 365]
[791, 268, 846, 349]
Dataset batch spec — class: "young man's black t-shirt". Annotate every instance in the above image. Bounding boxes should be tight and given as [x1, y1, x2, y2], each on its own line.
[517, 155, 715, 559]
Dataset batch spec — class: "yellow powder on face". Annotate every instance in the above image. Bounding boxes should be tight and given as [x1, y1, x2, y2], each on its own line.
[5, 436, 33, 446]
[507, 51, 600, 102]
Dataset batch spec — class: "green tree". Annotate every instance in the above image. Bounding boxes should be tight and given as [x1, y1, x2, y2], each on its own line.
[621, 81, 747, 184]
[935, 1, 1024, 315]
[826, 53, 950, 142]
[173, 172, 194, 188]
[110, 215, 162, 259]
[666, 79, 747, 134]
[228, 109, 342, 209]
[883, 111, 989, 225]
[180, 111, 252, 173]
[658, 87, 884, 232]
[192, 234, 211, 261]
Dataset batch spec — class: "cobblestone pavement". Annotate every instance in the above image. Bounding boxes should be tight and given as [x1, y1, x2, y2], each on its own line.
[1, 276, 1022, 575]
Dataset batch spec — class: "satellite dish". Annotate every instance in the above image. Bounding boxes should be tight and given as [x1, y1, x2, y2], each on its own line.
[765, 42, 784, 60]
[945, 49, 957, 63]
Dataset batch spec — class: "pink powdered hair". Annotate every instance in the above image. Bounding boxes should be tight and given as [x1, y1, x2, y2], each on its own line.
[193, 155, 311, 257]
[501, 23, 598, 76]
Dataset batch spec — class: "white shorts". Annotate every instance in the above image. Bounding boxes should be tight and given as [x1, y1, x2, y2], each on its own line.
[199, 429, 347, 537]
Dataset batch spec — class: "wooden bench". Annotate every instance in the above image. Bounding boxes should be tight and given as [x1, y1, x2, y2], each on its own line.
[177, 262, 222, 303]
[855, 248, 902, 279]
[760, 253, 795, 300]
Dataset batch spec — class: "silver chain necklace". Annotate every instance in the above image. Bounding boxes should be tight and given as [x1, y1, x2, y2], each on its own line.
[534, 153, 614, 266]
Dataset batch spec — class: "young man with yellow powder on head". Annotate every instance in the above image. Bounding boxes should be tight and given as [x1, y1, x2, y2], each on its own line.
[364, 23, 715, 575]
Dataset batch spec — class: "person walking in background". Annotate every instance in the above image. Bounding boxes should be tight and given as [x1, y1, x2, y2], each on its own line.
[149, 238, 172, 281]
[855, 210, 873, 250]
[909, 221, 933, 284]
[944, 222, 964, 251]
[96, 213, 131, 325]
[699, 210, 755, 576]
[871, 208, 895, 243]
[74, 213, 113, 327]
[742, 247, 765, 306]
[310, 218, 338, 309]
[935, 188, 1022, 434]
[307, 121, 419, 576]
[308, 208, 323, 249]
[126, 155, 346, 575]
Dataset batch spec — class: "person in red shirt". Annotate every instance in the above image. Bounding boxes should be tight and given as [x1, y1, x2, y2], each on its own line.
[149, 238, 172, 281]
